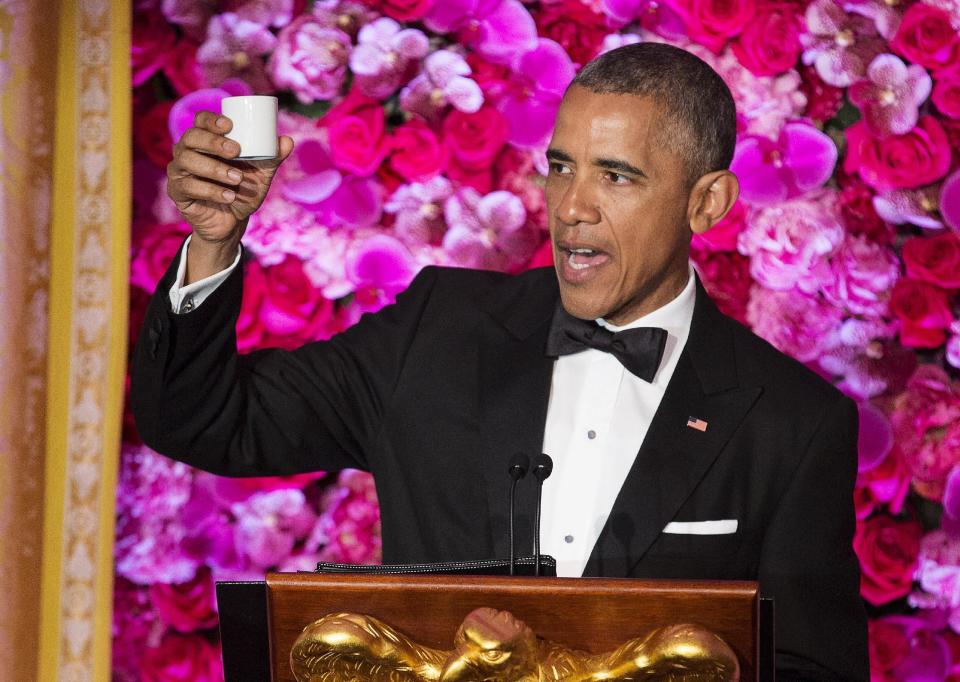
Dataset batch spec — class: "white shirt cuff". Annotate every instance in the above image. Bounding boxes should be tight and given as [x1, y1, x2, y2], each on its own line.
[167, 234, 242, 314]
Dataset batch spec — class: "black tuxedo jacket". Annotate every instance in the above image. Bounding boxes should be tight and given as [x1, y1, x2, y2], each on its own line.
[132, 250, 868, 680]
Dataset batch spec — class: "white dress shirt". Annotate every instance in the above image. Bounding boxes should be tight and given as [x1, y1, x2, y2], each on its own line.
[540, 270, 695, 577]
[169, 246, 696, 577]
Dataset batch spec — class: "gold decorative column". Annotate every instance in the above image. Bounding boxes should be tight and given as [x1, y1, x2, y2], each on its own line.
[37, 0, 131, 679]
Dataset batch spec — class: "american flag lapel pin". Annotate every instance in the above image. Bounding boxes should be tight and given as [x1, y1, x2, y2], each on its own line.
[686, 416, 708, 432]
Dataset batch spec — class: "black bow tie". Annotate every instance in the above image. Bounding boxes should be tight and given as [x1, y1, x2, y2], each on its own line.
[545, 303, 668, 382]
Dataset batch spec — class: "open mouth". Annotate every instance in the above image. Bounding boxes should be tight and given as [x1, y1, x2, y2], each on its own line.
[565, 247, 609, 270]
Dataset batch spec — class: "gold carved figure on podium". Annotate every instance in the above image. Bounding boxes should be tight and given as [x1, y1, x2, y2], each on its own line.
[290, 606, 741, 681]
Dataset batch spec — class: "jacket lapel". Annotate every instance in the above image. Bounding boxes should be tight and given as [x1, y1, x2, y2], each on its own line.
[582, 278, 762, 577]
[477, 269, 557, 561]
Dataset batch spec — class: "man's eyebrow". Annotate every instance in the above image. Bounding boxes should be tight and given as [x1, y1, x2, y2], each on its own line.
[545, 148, 574, 163]
[594, 157, 646, 178]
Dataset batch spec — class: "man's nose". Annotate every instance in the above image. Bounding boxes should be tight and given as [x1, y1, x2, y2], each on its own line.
[554, 178, 601, 226]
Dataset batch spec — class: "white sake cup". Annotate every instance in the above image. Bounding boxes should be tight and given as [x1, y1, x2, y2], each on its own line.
[221, 96, 278, 160]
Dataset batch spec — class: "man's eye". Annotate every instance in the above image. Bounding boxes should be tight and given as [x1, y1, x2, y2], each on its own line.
[549, 162, 571, 175]
[606, 171, 629, 184]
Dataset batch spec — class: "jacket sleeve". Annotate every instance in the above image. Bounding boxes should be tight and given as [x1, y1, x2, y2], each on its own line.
[131, 242, 440, 477]
[759, 393, 869, 681]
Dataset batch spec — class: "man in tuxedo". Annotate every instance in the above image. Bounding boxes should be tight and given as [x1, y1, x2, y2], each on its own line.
[132, 43, 868, 679]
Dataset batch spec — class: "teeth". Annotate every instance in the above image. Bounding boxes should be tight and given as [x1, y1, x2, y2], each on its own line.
[570, 248, 596, 255]
[567, 252, 590, 270]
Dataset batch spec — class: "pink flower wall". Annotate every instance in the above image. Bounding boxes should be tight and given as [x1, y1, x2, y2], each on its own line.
[124, 0, 960, 678]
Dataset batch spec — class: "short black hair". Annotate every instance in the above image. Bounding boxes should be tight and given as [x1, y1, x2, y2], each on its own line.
[571, 42, 737, 186]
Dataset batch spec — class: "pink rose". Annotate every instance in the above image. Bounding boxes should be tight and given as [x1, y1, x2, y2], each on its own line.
[163, 40, 207, 95]
[838, 173, 894, 245]
[934, 65, 960, 119]
[732, 5, 802, 76]
[891, 2, 959, 71]
[854, 514, 923, 605]
[389, 120, 446, 182]
[134, 101, 174, 169]
[323, 88, 391, 176]
[140, 632, 223, 682]
[869, 618, 912, 679]
[130, 222, 191, 294]
[889, 278, 954, 348]
[844, 117, 952, 191]
[149, 567, 218, 633]
[855, 454, 911, 519]
[903, 233, 960, 289]
[691, 249, 753, 324]
[442, 105, 509, 171]
[132, 11, 177, 86]
[238, 257, 342, 353]
[691, 200, 747, 252]
[867, 616, 950, 681]
[534, 0, 609, 66]
[670, 0, 756, 53]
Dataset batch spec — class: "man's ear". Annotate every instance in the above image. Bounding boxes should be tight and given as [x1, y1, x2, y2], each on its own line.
[687, 170, 739, 235]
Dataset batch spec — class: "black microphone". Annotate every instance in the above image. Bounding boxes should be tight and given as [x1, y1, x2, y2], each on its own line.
[507, 453, 530, 576]
[531, 453, 554, 577]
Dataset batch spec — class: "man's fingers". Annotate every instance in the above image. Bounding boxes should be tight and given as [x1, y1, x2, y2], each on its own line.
[170, 148, 244, 185]
[194, 110, 232, 134]
[168, 175, 237, 205]
[177, 127, 240, 158]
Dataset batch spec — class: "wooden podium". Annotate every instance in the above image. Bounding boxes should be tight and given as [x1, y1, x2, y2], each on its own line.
[217, 573, 774, 681]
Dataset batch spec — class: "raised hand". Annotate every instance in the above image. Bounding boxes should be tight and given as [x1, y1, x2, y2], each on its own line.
[166, 110, 294, 282]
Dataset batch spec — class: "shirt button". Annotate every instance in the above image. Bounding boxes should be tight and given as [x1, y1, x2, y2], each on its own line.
[564, 535, 575, 543]
[181, 296, 195, 313]
[587, 430, 597, 440]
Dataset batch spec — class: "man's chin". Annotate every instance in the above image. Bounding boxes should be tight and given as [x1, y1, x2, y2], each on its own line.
[557, 290, 608, 322]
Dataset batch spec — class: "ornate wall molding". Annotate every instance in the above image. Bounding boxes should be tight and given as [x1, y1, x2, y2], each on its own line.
[38, 0, 130, 679]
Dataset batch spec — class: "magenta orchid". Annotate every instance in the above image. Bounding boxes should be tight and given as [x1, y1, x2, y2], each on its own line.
[280, 139, 382, 228]
[167, 80, 253, 142]
[385, 177, 455, 245]
[498, 38, 575, 148]
[850, 54, 932, 137]
[800, 0, 886, 87]
[443, 188, 537, 270]
[941, 169, 960, 233]
[400, 50, 484, 119]
[599, 0, 686, 37]
[344, 234, 418, 313]
[424, 0, 538, 65]
[730, 121, 838, 205]
[197, 12, 278, 91]
[350, 18, 430, 99]
[874, 186, 945, 230]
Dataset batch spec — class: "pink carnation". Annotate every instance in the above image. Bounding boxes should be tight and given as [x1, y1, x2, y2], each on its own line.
[232, 489, 318, 570]
[268, 15, 352, 104]
[891, 365, 960, 501]
[316, 470, 382, 565]
[746, 286, 844, 362]
[820, 235, 900, 318]
[737, 189, 845, 293]
[115, 444, 198, 584]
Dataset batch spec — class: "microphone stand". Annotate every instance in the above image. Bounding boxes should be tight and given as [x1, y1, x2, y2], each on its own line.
[507, 453, 529, 576]
[531, 453, 554, 577]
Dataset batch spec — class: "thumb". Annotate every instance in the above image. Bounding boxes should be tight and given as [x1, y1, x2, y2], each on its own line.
[276, 135, 295, 164]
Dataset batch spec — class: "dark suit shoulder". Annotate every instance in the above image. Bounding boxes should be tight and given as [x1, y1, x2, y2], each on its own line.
[721, 310, 846, 408]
